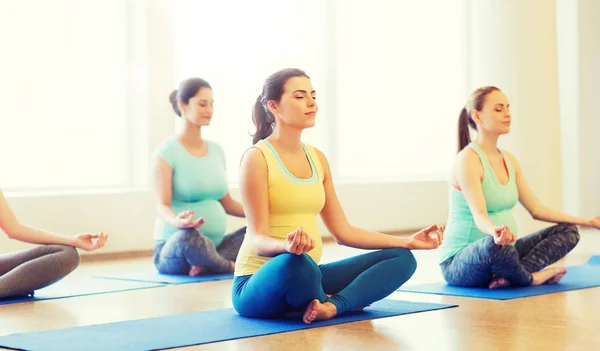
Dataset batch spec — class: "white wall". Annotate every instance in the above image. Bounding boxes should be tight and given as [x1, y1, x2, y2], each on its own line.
[2, 181, 449, 255]
[0, 1, 450, 256]
[556, 0, 581, 215]
[468, 0, 564, 235]
[3, 1, 598, 256]
[556, 0, 600, 218]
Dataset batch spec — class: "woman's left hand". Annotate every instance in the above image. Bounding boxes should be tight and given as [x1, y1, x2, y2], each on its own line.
[72, 232, 108, 251]
[407, 224, 444, 250]
[587, 216, 600, 230]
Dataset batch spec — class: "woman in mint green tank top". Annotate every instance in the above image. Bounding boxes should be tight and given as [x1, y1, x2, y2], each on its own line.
[440, 86, 600, 289]
[152, 78, 246, 277]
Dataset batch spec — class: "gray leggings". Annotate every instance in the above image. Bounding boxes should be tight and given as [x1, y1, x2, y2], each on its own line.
[0, 245, 80, 299]
[153, 226, 246, 275]
[441, 223, 580, 287]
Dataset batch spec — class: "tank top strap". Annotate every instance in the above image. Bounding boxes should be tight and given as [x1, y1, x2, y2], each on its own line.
[467, 142, 493, 172]
[252, 140, 281, 185]
[303, 143, 324, 182]
[498, 149, 516, 180]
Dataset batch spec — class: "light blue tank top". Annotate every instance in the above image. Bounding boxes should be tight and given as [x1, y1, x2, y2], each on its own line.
[439, 142, 519, 263]
[153, 137, 228, 246]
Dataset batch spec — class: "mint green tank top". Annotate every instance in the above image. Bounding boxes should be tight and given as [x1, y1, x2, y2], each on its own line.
[439, 142, 519, 263]
[152, 137, 229, 246]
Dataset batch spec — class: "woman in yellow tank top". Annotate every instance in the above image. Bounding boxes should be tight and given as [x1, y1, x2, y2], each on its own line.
[232, 68, 444, 324]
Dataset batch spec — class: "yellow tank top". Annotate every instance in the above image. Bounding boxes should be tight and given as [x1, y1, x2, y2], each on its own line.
[234, 140, 326, 276]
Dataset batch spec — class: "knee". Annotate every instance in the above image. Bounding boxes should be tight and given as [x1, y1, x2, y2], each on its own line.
[279, 253, 317, 270]
[404, 250, 418, 276]
[171, 229, 210, 249]
[56, 245, 81, 274]
[386, 248, 417, 273]
[277, 253, 320, 280]
[380, 248, 417, 283]
[171, 228, 201, 242]
[558, 223, 580, 246]
[484, 236, 515, 252]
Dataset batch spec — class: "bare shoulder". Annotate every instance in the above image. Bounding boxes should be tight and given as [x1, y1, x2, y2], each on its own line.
[311, 146, 332, 177]
[0, 188, 6, 207]
[152, 154, 172, 168]
[312, 147, 329, 166]
[455, 146, 480, 169]
[501, 149, 520, 167]
[240, 146, 267, 173]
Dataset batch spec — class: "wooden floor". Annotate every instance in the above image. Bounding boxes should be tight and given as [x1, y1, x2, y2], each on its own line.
[1, 231, 599, 351]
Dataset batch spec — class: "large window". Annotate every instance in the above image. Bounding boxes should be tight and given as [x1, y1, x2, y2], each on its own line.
[172, 0, 331, 183]
[172, 0, 468, 183]
[0, 0, 140, 192]
[333, 0, 468, 181]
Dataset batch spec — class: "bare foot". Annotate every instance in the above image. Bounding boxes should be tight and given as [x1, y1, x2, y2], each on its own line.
[488, 276, 511, 289]
[351, 306, 370, 312]
[302, 299, 337, 324]
[189, 265, 208, 276]
[548, 269, 567, 284]
[531, 267, 568, 286]
[325, 293, 369, 312]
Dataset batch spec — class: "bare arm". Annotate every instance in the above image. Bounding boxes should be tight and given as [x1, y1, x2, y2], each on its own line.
[454, 149, 499, 236]
[506, 151, 592, 226]
[0, 190, 74, 245]
[315, 148, 439, 250]
[152, 156, 180, 227]
[0, 189, 107, 250]
[239, 148, 287, 256]
[220, 193, 245, 217]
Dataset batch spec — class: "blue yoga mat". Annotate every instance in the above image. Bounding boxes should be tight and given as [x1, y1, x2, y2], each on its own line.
[587, 255, 600, 265]
[93, 270, 233, 284]
[0, 299, 456, 351]
[0, 277, 164, 306]
[398, 257, 600, 300]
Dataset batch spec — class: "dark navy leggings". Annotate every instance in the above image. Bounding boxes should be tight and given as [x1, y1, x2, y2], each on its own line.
[441, 223, 580, 287]
[232, 248, 417, 318]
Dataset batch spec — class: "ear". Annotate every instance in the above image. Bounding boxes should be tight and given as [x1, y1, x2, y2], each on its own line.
[267, 100, 279, 116]
[470, 109, 482, 124]
[177, 100, 186, 115]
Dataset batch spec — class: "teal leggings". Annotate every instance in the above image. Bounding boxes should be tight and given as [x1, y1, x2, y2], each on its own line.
[232, 248, 417, 318]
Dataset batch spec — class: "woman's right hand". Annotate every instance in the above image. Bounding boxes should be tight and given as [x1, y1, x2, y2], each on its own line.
[174, 210, 205, 229]
[72, 232, 108, 251]
[284, 227, 315, 255]
[494, 225, 516, 245]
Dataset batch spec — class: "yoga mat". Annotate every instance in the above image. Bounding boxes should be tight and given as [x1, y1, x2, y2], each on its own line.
[587, 255, 600, 265]
[397, 262, 600, 300]
[0, 299, 457, 351]
[93, 270, 233, 284]
[0, 277, 164, 306]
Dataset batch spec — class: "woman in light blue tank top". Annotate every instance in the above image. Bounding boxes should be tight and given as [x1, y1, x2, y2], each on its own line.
[440, 86, 600, 289]
[152, 78, 246, 276]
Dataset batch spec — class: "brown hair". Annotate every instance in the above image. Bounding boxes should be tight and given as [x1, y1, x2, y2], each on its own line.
[252, 68, 310, 144]
[457, 86, 500, 152]
[169, 78, 211, 117]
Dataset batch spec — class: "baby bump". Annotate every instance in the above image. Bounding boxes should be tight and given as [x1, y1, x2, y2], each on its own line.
[173, 200, 227, 245]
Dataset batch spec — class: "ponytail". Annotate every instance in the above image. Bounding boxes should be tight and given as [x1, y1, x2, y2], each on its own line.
[169, 90, 181, 117]
[458, 86, 500, 152]
[251, 68, 310, 144]
[168, 78, 211, 118]
[457, 107, 472, 152]
[252, 95, 274, 144]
